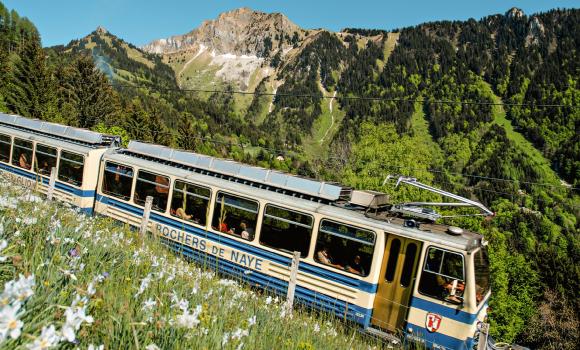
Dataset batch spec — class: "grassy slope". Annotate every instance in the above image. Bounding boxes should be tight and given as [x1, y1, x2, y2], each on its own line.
[479, 81, 562, 185]
[302, 81, 345, 160]
[0, 177, 383, 350]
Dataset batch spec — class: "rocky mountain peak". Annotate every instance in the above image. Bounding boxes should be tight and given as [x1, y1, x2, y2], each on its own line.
[95, 26, 108, 35]
[141, 7, 304, 57]
[506, 7, 525, 19]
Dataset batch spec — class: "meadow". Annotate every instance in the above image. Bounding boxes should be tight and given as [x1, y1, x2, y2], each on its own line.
[0, 175, 387, 349]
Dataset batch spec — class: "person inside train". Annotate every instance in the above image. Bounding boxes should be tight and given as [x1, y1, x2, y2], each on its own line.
[239, 221, 253, 240]
[316, 246, 343, 269]
[19, 152, 30, 170]
[345, 255, 365, 275]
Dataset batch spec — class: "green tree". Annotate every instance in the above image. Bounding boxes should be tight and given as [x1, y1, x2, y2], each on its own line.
[5, 36, 58, 119]
[57, 55, 118, 128]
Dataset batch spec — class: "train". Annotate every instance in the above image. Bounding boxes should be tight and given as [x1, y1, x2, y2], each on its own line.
[0, 113, 493, 349]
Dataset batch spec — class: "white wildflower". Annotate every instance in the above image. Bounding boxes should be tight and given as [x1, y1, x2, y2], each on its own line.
[145, 344, 160, 350]
[0, 302, 24, 341]
[248, 315, 256, 327]
[1, 274, 35, 305]
[87, 345, 104, 350]
[62, 302, 94, 342]
[87, 282, 96, 296]
[60, 269, 77, 281]
[22, 217, 37, 225]
[265, 296, 273, 305]
[0, 240, 8, 262]
[175, 304, 202, 329]
[25, 324, 59, 350]
[135, 274, 153, 297]
[231, 328, 249, 340]
[142, 298, 156, 312]
[313, 323, 320, 333]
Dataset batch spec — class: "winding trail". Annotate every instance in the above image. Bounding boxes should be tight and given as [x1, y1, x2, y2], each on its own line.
[177, 45, 206, 86]
[319, 90, 337, 143]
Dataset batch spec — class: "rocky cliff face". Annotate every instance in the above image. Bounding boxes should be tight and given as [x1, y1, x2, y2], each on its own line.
[142, 7, 304, 57]
[140, 7, 320, 91]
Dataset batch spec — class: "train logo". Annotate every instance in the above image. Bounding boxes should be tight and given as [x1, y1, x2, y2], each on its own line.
[426, 313, 442, 332]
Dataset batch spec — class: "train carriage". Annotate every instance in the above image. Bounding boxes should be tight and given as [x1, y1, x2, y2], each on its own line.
[95, 141, 492, 350]
[0, 113, 120, 213]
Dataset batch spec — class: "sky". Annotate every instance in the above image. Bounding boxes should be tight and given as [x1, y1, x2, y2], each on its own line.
[3, 0, 578, 47]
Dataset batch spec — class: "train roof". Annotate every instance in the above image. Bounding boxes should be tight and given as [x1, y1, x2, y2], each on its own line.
[104, 142, 486, 252]
[0, 113, 121, 148]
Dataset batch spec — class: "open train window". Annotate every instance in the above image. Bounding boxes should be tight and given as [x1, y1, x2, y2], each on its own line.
[418, 247, 465, 303]
[12, 138, 33, 170]
[134, 170, 169, 213]
[0, 134, 10, 163]
[102, 162, 134, 201]
[170, 180, 210, 226]
[58, 151, 84, 186]
[474, 247, 490, 305]
[35, 144, 57, 176]
[314, 220, 375, 277]
[212, 192, 258, 241]
[260, 205, 313, 257]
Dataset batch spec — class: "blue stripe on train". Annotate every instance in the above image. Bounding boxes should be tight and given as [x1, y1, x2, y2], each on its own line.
[96, 194, 378, 294]
[0, 162, 95, 197]
[410, 298, 479, 325]
[160, 237, 373, 326]
[406, 322, 474, 350]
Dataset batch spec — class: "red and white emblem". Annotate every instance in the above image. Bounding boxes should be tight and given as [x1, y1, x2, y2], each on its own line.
[425, 313, 442, 332]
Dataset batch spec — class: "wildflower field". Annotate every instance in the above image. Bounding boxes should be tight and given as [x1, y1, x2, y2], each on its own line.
[0, 176, 385, 350]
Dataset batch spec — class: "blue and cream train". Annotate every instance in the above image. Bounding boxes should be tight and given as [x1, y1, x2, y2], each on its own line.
[0, 113, 492, 349]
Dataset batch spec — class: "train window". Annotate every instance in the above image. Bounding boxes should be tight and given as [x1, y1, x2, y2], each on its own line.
[12, 138, 33, 170]
[418, 247, 465, 303]
[170, 180, 210, 226]
[212, 192, 258, 241]
[134, 170, 170, 213]
[384, 239, 401, 282]
[400, 243, 418, 288]
[58, 151, 84, 186]
[102, 162, 134, 201]
[314, 220, 375, 277]
[260, 205, 313, 257]
[34, 144, 57, 176]
[474, 247, 490, 305]
[0, 134, 10, 163]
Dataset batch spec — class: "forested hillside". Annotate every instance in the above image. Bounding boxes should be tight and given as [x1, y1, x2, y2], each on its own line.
[0, 2, 578, 348]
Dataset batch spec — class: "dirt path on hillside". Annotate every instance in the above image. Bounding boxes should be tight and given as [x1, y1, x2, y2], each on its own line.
[319, 90, 337, 143]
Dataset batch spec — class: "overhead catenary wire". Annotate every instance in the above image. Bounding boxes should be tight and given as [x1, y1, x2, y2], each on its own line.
[112, 83, 580, 109]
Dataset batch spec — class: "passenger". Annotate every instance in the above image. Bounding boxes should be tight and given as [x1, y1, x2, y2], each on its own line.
[316, 246, 343, 269]
[345, 255, 365, 276]
[219, 221, 229, 233]
[19, 153, 30, 169]
[175, 207, 193, 221]
[440, 278, 464, 303]
[240, 221, 254, 240]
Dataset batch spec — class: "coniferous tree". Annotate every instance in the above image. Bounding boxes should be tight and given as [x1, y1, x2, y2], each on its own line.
[5, 36, 57, 119]
[58, 55, 118, 128]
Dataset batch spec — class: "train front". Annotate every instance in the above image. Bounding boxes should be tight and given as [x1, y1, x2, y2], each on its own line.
[404, 241, 491, 350]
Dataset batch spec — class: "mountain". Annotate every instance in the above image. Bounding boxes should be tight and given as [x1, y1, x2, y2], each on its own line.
[52, 26, 178, 89]
[141, 7, 308, 90]
[2, 3, 579, 349]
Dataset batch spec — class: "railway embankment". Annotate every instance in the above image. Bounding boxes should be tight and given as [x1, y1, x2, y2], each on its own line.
[0, 175, 384, 349]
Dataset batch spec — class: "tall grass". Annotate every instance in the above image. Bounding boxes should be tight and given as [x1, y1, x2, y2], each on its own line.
[0, 175, 386, 349]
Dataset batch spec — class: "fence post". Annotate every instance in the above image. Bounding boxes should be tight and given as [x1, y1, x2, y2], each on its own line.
[47, 167, 57, 201]
[285, 251, 301, 315]
[477, 322, 489, 350]
[139, 196, 153, 237]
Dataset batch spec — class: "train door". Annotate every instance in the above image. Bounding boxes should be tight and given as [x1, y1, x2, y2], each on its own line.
[371, 234, 422, 331]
